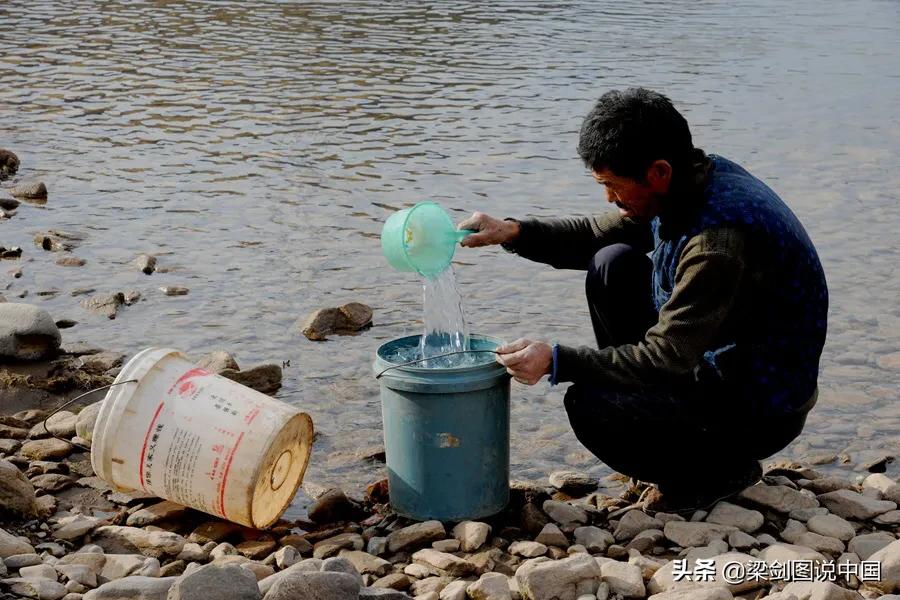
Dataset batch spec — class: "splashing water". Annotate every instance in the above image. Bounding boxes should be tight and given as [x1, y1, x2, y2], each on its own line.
[388, 267, 494, 368]
[420, 267, 469, 358]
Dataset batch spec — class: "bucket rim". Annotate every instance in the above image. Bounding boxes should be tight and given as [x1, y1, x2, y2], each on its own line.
[374, 333, 505, 375]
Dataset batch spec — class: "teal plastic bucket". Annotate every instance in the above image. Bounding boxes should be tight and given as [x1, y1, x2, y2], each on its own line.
[373, 335, 511, 521]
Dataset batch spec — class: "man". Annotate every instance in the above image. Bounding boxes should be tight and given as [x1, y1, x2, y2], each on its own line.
[458, 88, 828, 511]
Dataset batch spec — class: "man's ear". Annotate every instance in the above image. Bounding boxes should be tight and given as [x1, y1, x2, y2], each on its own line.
[646, 160, 672, 193]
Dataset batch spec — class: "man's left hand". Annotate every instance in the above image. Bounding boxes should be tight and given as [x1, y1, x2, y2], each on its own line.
[495, 338, 552, 385]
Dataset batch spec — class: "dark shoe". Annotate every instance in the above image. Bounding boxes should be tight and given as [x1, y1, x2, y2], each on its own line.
[646, 461, 763, 514]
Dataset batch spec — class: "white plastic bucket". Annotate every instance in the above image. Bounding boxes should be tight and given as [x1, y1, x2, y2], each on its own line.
[91, 348, 314, 529]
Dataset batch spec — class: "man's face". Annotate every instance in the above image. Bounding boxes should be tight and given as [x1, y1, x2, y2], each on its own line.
[591, 163, 670, 220]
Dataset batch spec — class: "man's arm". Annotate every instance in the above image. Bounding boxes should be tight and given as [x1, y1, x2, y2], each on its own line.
[555, 227, 746, 384]
[503, 213, 654, 270]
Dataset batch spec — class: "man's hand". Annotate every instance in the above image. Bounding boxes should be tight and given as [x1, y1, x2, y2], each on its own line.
[495, 338, 552, 385]
[457, 212, 520, 248]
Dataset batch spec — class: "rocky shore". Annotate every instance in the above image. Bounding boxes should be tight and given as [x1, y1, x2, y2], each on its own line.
[3, 405, 900, 600]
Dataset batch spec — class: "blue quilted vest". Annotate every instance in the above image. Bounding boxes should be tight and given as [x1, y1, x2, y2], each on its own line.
[650, 155, 828, 413]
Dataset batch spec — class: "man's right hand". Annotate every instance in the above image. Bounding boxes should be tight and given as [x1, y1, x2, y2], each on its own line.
[457, 212, 521, 248]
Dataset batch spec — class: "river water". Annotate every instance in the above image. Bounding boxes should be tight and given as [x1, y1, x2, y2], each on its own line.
[1, 1, 898, 511]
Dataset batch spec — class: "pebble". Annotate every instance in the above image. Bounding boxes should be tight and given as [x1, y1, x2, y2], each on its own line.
[613, 511, 663, 542]
[663, 521, 736, 548]
[806, 514, 856, 542]
[534, 524, 568, 547]
[133, 254, 157, 275]
[818, 489, 897, 519]
[159, 286, 189, 296]
[508, 541, 548, 558]
[467, 572, 512, 600]
[412, 548, 475, 577]
[0, 528, 36, 558]
[542, 500, 588, 527]
[452, 521, 491, 552]
[338, 550, 390, 577]
[574, 526, 614, 553]
[705, 501, 764, 533]
[548, 470, 598, 495]
[10, 181, 48, 200]
[847, 531, 895, 560]
[738, 483, 820, 516]
[388, 521, 446, 553]
[431, 539, 460, 553]
[82, 576, 177, 600]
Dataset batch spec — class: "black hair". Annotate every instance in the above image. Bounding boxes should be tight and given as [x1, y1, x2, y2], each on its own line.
[577, 88, 694, 181]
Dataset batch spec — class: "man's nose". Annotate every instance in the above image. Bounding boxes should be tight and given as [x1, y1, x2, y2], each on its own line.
[605, 188, 616, 203]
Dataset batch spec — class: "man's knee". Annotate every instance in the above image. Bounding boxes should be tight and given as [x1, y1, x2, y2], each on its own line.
[586, 243, 649, 295]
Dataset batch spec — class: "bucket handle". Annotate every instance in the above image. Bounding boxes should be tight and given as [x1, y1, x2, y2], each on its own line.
[40, 379, 139, 453]
[375, 350, 497, 379]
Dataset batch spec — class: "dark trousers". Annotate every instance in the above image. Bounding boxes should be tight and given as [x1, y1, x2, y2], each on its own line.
[563, 244, 809, 489]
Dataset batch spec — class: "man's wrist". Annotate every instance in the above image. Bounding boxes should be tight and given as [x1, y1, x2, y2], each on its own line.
[503, 218, 521, 244]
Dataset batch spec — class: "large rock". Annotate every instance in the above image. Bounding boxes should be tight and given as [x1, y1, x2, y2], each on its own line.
[75, 402, 103, 442]
[516, 554, 601, 600]
[83, 576, 176, 600]
[664, 521, 737, 548]
[0, 527, 35, 558]
[818, 489, 897, 520]
[452, 521, 491, 552]
[387, 520, 446, 553]
[263, 570, 361, 600]
[0, 459, 40, 517]
[738, 484, 819, 515]
[299, 302, 373, 341]
[706, 502, 764, 533]
[92, 525, 186, 558]
[166, 563, 260, 600]
[0, 303, 61, 360]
